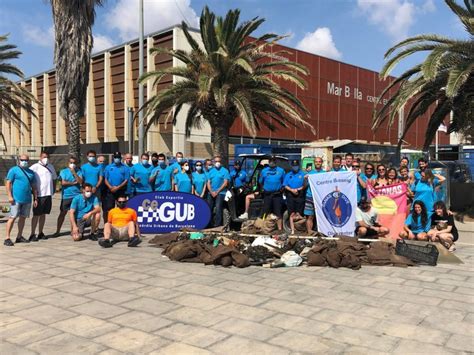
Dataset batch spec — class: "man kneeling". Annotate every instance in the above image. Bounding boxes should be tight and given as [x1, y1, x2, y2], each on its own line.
[355, 197, 389, 238]
[99, 194, 141, 248]
[69, 183, 101, 241]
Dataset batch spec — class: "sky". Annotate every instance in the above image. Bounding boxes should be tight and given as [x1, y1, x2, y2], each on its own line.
[0, 0, 468, 79]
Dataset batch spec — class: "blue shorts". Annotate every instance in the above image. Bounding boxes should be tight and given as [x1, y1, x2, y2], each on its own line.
[9, 202, 32, 218]
[304, 197, 315, 216]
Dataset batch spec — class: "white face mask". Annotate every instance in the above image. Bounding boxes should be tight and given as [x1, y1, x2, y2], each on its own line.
[215, 162, 221, 169]
[69, 163, 76, 169]
[177, 157, 183, 163]
[84, 191, 92, 198]
[19, 160, 29, 168]
[184, 165, 190, 171]
[41, 158, 49, 165]
[196, 166, 202, 171]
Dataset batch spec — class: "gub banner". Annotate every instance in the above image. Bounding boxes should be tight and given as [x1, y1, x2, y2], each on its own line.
[308, 171, 357, 237]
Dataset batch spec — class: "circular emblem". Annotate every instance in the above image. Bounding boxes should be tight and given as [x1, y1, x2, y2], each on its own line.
[322, 188, 352, 227]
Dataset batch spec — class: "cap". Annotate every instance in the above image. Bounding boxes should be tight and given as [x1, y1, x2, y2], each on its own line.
[113, 152, 122, 158]
[234, 160, 241, 166]
[291, 159, 299, 167]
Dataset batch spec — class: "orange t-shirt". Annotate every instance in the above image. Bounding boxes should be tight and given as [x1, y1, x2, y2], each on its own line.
[108, 207, 137, 227]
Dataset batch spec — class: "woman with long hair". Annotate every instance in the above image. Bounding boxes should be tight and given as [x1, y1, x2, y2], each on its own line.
[173, 161, 194, 194]
[372, 164, 389, 187]
[400, 200, 431, 241]
[356, 162, 375, 200]
[411, 169, 445, 212]
[192, 161, 208, 198]
[428, 201, 458, 252]
[387, 167, 399, 185]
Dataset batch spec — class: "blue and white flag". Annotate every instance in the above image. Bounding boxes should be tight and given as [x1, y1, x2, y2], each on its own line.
[308, 171, 357, 237]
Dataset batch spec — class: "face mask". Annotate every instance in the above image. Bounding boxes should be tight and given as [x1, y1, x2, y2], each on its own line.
[159, 160, 166, 167]
[206, 165, 213, 170]
[19, 160, 29, 168]
[152, 159, 158, 165]
[184, 165, 190, 171]
[69, 163, 76, 169]
[196, 166, 202, 171]
[177, 157, 183, 163]
[292, 166, 299, 172]
[269, 162, 276, 168]
[142, 159, 149, 165]
[41, 158, 49, 165]
[117, 201, 126, 208]
[214, 162, 221, 169]
[114, 158, 121, 164]
[88, 156, 96, 163]
[84, 191, 92, 198]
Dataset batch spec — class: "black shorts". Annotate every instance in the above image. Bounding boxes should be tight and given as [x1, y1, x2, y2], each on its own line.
[355, 225, 378, 237]
[60, 198, 74, 212]
[262, 192, 283, 218]
[33, 196, 52, 216]
[77, 218, 92, 233]
[286, 194, 304, 215]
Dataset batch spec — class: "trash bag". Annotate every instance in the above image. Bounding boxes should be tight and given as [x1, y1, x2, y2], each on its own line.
[280, 250, 303, 267]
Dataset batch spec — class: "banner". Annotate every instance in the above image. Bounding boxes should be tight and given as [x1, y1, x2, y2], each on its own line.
[308, 171, 357, 237]
[127, 191, 211, 234]
[367, 182, 407, 239]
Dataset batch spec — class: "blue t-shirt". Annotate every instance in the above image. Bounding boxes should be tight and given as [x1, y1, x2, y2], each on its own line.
[411, 179, 439, 212]
[81, 163, 103, 187]
[170, 162, 181, 175]
[130, 163, 153, 193]
[152, 165, 173, 191]
[259, 166, 285, 192]
[6, 166, 36, 204]
[306, 169, 325, 198]
[405, 213, 431, 234]
[192, 172, 207, 195]
[331, 167, 344, 172]
[174, 172, 193, 193]
[105, 163, 130, 188]
[208, 167, 231, 194]
[59, 168, 83, 199]
[284, 170, 306, 189]
[71, 194, 99, 220]
[230, 169, 248, 188]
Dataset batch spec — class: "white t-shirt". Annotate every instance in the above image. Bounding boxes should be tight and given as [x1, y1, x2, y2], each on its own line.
[356, 207, 378, 227]
[30, 162, 58, 197]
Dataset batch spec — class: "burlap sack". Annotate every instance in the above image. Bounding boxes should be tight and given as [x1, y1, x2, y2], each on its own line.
[307, 250, 327, 266]
[262, 217, 277, 235]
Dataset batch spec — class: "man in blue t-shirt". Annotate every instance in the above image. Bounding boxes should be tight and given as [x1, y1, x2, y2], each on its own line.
[230, 160, 247, 189]
[151, 153, 173, 191]
[330, 155, 344, 172]
[304, 157, 325, 234]
[170, 152, 184, 175]
[284, 160, 306, 234]
[69, 183, 101, 241]
[4, 155, 38, 246]
[206, 156, 230, 227]
[259, 156, 285, 230]
[103, 152, 130, 221]
[130, 153, 154, 195]
[54, 156, 83, 237]
[81, 150, 103, 196]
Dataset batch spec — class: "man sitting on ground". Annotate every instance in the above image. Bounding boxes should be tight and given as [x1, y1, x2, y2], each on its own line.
[69, 183, 101, 241]
[99, 194, 141, 248]
[355, 197, 389, 238]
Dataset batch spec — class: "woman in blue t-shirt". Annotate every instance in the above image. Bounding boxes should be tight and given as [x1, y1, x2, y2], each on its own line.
[411, 169, 445, 212]
[173, 161, 194, 194]
[192, 161, 208, 198]
[400, 200, 431, 241]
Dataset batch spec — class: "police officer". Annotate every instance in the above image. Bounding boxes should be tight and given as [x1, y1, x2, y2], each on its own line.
[230, 160, 247, 189]
[284, 160, 306, 234]
[103, 152, 130, 221]
[259, 156, 285, 230]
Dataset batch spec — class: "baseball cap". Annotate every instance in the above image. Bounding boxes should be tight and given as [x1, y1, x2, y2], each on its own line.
[113, 151, 122, 159]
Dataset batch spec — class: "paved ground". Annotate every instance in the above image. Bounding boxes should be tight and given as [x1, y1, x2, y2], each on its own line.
[1, 192, 473, 354]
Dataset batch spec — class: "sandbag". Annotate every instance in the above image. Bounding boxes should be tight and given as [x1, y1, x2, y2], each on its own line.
[261, 216, 278, 234]
[307, 250, 327, 266]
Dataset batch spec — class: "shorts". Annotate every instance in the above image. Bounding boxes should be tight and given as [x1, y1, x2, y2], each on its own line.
[262, 192, 283, 218]
[77, 218, 92, 233]
[286, 194, 304, 215]
[304, 197, 315, 216]
[9, 202, 31, 218]
[111, 225, 130, 241]
[60, 198, 74, 212]
[355, 225, 378, 237]
[33, 196, 52, 216]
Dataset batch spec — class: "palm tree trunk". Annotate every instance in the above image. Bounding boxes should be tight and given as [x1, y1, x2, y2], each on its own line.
[213, 123, 230, 166]
[67, 103, 81, 160]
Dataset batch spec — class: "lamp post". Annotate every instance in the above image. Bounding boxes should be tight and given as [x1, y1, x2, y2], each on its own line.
[138, 0, 145, 155]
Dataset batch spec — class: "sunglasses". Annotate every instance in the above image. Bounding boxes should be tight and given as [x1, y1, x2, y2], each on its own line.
[365, 167, 373, 170]
[378, 168, 385, 171]
[352, 165, 360, 168]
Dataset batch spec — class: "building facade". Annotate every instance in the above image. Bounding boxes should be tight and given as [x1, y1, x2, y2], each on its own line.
[1, 25, 449, 158]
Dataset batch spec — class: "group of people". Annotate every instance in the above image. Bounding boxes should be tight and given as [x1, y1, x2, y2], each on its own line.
[3, 150, 458, 252]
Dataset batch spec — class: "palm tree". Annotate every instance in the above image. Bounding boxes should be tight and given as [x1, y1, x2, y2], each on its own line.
[139, 7, 313, 164]
[0, 34, 36, 149]
[373, 0, 474, 150]
[50, 0, 104, 160]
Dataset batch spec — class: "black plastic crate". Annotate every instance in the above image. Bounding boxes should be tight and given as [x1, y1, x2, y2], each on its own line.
[395, 239, 439, 266]
[248, 199, 264, 219]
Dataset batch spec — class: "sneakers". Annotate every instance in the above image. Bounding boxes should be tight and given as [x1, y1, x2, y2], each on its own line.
[15, 236, 29, 243]
[128, 237, 142, 247]
[98, 239, 113, 248]
[238, 212, 249, 220]
[37, 232, 48, 240]
[29, 234, 38, 242]
[89, 233, 98, 241]
[449, 243, 456, 253]
[4, 239, 14, 246]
